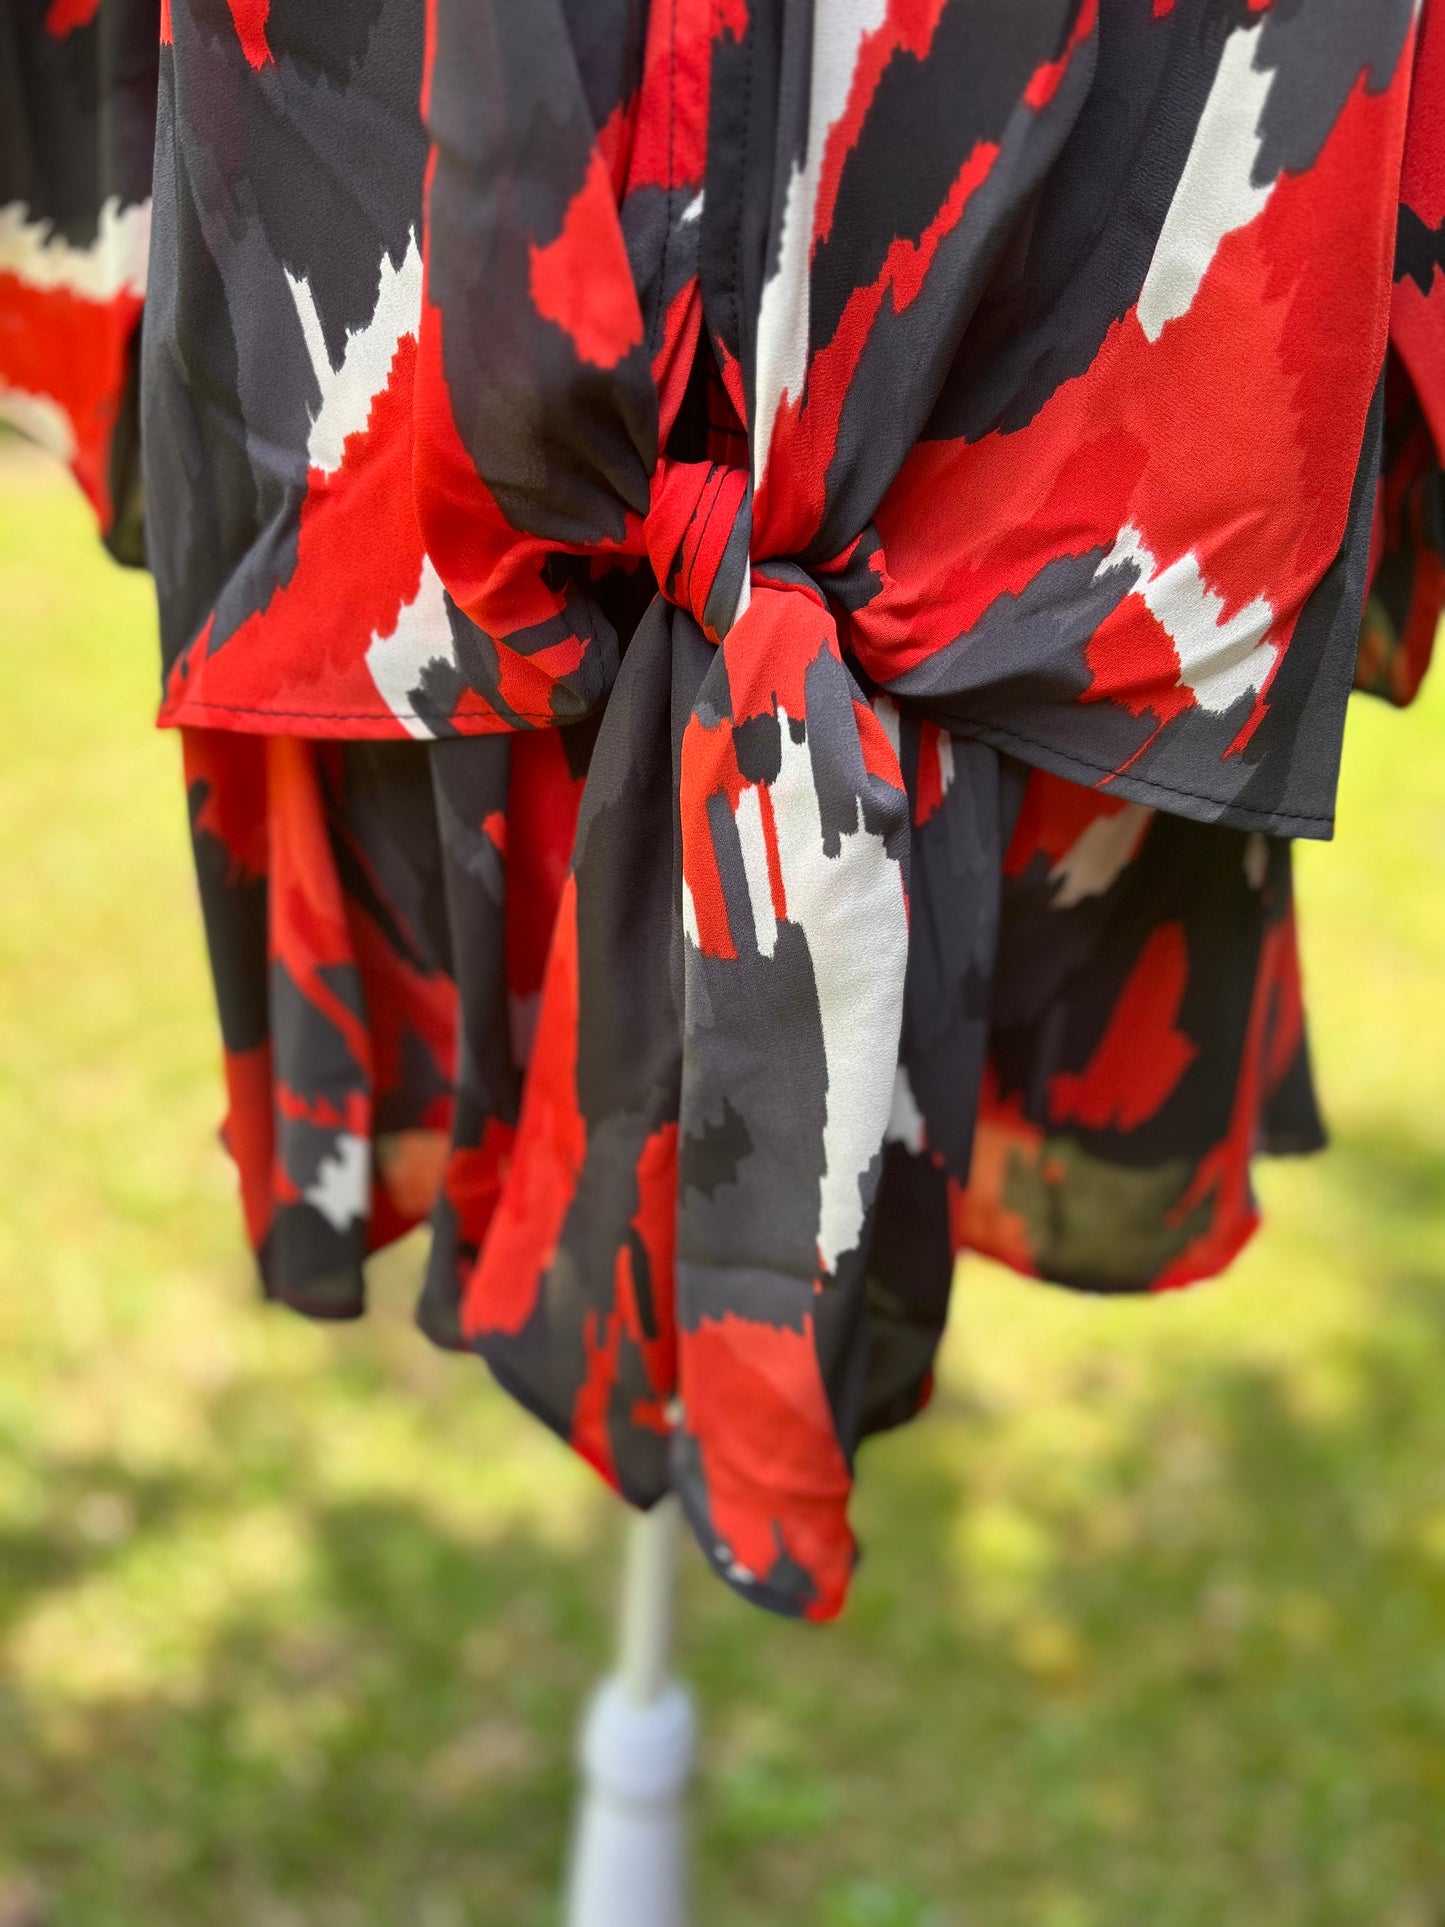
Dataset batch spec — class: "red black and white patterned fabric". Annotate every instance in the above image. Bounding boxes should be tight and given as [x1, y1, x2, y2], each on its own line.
[143, 0, 509, 735]
[1360, 0, 1445, 710]
[0, 0, 156, 560]
[960, 777, 1321, 1298]
[403, 0, 1421, 1616]
[7, 0, 1440, 1621]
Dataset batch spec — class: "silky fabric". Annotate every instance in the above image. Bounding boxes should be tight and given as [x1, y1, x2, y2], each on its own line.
[407, 1, 1426, 1613]
[4, 0, 1443, 1619]
[0, 0, 156, 560]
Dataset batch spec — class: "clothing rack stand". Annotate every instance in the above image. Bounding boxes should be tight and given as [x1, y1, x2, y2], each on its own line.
[565, 1497, 695, 1927]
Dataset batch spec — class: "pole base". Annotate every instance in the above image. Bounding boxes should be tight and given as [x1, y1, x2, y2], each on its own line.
[565, 1675, 696, 1927]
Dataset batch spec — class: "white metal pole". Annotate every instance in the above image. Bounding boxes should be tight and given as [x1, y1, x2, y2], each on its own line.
[565, 1497, 696, 1927]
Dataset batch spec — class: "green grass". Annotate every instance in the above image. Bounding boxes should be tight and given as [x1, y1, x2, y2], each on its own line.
[2, 442, 1444, 1926]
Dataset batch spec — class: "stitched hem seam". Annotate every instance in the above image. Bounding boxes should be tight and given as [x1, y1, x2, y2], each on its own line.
[955, 718, 1335, 839]
[158, 696, 1336, 836]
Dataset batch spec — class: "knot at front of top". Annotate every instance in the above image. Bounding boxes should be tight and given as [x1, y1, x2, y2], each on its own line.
[644, 457, 754, 644]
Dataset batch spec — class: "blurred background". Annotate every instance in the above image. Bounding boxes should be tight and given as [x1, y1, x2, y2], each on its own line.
[2, 430, 1444, 1927]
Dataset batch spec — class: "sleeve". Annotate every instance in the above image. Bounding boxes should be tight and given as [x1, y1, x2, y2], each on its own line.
[0, 0, 159, 564]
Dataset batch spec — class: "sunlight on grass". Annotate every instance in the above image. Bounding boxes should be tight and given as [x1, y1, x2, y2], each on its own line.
[2, 444, 1444, 1925]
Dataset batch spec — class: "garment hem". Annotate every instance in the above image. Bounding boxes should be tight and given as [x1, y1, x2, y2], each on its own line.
[956, 720, 1337, 841]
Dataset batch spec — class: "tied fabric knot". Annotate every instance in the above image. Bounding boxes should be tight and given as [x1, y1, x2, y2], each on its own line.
[449, 437, 918, 1618]
[643, 456, 754, 645]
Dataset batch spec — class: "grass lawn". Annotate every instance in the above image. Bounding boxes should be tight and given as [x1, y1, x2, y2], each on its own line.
[2, 441, 1444, 1927]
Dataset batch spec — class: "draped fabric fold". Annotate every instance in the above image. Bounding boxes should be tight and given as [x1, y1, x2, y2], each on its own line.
[0, 0, 157, 559]
[183, 729, 458, 1315]
[437, 457, 921, 1611]
[405, 0, 1428, 1613]
[8, 0, 1445, 1622]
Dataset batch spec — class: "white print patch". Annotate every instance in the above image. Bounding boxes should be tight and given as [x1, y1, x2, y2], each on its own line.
[885, 1063, 926, 1153]
[0, 384, 75, 462]
[872, 691, 902, 761]
[365, 553, 460, 740]
[682, 875, 702, 950]
[1050, 802, 1152, 908]
[770, 706, 908, 1273]
[753, 0, 889, 493]
[733, 781, 780, 959]
[1097, 524, 1277, 715]
[1138, 23, 1276, 343]
[935, 727, 955, 799]
[286, 228, 422, 476]
[304, 1132, 371, 1230]
[0, 196, 150, 300]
